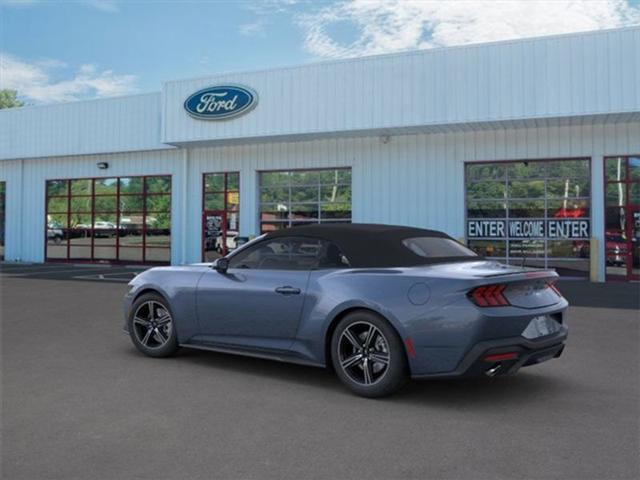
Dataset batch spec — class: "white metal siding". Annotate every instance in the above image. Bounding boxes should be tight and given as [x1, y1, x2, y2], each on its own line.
[2, 28, 638, 162]
[2, 119, 638, 281]
[163, 28, 640, 145]
[0, 93, 170, 161]
[1, 149, 185, 263]
[180, 121, 638, 283]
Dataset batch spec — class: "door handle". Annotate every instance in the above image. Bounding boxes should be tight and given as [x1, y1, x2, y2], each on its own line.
[275, 286, 301, 295]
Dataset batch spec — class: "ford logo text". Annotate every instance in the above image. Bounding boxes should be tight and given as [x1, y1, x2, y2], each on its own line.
[184, 85, 258, 120]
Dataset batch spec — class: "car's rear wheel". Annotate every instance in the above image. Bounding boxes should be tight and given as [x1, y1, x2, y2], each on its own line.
[331, 311, 408, 398]
[128, 293, 179, 358]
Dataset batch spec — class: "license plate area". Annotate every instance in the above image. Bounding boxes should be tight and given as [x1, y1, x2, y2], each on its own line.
[521, 315, 562, 340]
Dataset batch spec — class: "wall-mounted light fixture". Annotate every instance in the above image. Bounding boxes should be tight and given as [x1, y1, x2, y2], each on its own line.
[97, 162, 109, 170]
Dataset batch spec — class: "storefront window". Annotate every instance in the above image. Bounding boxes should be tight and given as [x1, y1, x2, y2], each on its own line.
[45, 175, 171, 264]
[259, 168, 352, 233]
[465, 159, 591, 277]
[202, 172, 240, 262]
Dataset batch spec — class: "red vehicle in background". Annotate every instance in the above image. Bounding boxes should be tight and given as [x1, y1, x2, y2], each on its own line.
[605, 230, 628, 266]
[553, 206, 587, 219]
[563, 231, 628, 267]
[553, 204, 590, 258]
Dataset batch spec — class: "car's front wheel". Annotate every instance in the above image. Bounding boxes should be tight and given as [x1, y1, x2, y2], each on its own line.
[128, 293, 179, 358]
[331, 311, 408, 398]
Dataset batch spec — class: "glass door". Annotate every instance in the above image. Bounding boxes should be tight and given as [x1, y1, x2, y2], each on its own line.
[604, 156, 640, 281]
[202, 210, 227, 262]
[202, 172, 240, 262]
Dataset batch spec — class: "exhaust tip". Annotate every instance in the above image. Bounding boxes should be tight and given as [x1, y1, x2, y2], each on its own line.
[485, 364, 502, 377]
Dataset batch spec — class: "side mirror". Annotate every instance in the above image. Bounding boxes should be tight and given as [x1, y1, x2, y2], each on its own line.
[213, 257, 229, 274]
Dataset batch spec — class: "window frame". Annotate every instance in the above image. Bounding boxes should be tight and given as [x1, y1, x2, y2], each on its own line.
[257, 167, 352, 233]
[464, 157, 592, 277]
[44, 174, 171, 264]
[227, 235, 349, 271]
[603, 155, 640, 281]
[202, 171, 240, 261]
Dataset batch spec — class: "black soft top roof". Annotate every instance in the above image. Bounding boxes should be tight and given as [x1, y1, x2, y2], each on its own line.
[264, 223, 469, 268]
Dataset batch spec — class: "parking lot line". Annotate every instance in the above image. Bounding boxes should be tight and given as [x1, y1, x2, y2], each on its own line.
[72, 271, 139, 282]
[0, 263, 149, 284]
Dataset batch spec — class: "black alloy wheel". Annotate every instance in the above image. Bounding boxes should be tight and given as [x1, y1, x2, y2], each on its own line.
[331, 311, 408, 398]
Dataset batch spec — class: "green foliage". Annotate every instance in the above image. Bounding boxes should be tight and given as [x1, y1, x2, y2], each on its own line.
[204, 173, 225, 192]
[466, 181, 505, 200]
[258, 169, 353, 222]
[146, 176, 171, 194]
[0, 90, 24, 109]
[120, 177, 144, 194]
[47, 180, 68, 197]
[94, 178, 118, 195]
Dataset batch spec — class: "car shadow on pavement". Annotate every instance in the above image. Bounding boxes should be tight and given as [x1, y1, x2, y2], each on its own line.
[121, 344, 569, 405]
[120, 344, 344, 392]
[395, 373, 570, 408]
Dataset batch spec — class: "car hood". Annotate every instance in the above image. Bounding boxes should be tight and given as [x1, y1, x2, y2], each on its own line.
[138, 264, 211, 276]
[168, 263, 211, 270]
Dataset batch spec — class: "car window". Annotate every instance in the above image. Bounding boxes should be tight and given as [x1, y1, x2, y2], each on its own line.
[317, 240, 351, 269]
[228, 237, 350, 270]
[402, 237, 478, 258]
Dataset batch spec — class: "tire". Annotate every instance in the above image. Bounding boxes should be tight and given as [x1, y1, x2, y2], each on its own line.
[331, 310, 408, 398]
[128, 293, 179, 358]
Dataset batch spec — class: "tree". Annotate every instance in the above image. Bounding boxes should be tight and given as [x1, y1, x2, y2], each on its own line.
[0, 90, 24, 109]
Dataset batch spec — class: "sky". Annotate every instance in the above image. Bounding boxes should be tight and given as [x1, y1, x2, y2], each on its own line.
[1, 0, 639, 105]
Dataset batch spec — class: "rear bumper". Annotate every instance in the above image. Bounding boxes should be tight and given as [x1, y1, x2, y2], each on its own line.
[411, 325, 568, 379]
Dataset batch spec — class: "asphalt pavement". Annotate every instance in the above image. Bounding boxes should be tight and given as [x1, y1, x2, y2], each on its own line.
[0, 262, 147, 283]
[1, 273, 639, 480]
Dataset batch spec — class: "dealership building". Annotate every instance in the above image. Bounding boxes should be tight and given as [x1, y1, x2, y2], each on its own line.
[0, 27, 639, 281]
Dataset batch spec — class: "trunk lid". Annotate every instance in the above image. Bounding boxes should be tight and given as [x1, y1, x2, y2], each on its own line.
[418, 260, 562, 309]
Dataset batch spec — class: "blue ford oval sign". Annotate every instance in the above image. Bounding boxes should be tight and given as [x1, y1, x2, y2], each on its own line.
[184, 85, 258, 120]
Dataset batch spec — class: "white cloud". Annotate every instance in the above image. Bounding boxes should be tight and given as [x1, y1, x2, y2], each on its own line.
[298, 0, 640, 58]
[0, 52, 138, 103]
[245, 0, 300, 15]
[239, 19, 266, 36]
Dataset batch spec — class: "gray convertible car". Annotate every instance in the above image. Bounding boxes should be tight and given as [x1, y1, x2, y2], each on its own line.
[124, 224, 568, 397]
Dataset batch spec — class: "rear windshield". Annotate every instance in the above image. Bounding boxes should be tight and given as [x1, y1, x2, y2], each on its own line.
[402, 237, 478, 259]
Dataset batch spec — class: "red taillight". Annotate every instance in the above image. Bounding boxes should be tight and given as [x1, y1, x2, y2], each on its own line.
[547, 281, 562, 297]
[483, 352, 518, 362]
[468, 284, 510, 307]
